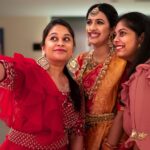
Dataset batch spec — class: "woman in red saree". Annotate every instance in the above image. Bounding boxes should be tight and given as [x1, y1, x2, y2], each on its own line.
[0, 19, 84, 150]
[67, 3, 126, 150]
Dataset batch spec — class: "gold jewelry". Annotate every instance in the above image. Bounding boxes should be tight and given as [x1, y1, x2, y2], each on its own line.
[77, 49, 114, 100]
[138, 43, 141, 48]
[87, 53, 99, 70]
[130, 129, 148, 140]
[67, 57, 79, 74]
[86, 113, 114, 125]
[108, 33, 115, 49]
[37, 51, 49, 70]
[90, 7, 99, 16]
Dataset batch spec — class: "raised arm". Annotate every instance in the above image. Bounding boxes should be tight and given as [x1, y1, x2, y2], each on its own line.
[0, 63, 5, 81]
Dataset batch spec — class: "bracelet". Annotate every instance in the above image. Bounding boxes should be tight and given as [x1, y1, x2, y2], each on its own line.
[103, 138, 118, 149]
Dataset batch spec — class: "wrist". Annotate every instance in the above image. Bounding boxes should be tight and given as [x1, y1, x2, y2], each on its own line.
[103, 138, 118, 150]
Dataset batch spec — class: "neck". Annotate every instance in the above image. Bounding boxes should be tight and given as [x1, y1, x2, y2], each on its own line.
[47, 63, 70, 92]
[93, 44, 110, 64]
[47, 63, 65, 78]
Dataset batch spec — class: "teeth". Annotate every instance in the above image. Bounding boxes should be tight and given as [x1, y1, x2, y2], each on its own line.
[90, 33, 99, 38]
[115, 46, 123, 50]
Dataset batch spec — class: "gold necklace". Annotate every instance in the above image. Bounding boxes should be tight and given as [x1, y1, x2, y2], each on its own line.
[77, 49, 114, 100]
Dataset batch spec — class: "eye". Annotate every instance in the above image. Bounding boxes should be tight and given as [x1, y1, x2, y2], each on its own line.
[63, 37, 71, 42]
[86, 19, 92, 25]
[119, 31, 127, 37]
[96, 19, 104, 25]
[50, 36, 58, 41]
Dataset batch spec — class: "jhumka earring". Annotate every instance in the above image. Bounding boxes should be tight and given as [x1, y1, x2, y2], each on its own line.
[108, 34, 115, 50]
[37, 51, 49, 70]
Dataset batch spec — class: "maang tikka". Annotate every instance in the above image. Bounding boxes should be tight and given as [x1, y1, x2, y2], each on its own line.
[37, 51, 50, 70]
[90, 7, 99, 16]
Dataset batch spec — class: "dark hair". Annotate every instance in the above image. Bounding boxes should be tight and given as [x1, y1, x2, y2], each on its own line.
[117, 12, 150, 77]
[41, 18, 75, 46]
[86, 3, 118, 28]
[64, 66, 82, 111]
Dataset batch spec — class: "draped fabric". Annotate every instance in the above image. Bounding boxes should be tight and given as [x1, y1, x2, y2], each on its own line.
[68, 51, 126, 150]
[0, 53, 83, 150]
[122, 62, 150, 150]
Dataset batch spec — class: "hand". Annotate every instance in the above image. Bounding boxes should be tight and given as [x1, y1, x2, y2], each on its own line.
[101, 139, 118, 150]
[0, 63, 5, 81]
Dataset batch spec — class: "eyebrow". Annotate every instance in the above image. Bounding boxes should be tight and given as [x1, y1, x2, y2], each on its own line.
[88, 18, 104, 21]
[48, 33, 72, 37]
[119, 28, 128, 31]
[115, 28, 126, 33]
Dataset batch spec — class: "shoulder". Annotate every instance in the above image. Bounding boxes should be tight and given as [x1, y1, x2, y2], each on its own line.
[112, 52, 127, 65]
[75, 51, 90, 61]
[108, 52, 127, 73]
[14, 53, 35, 64]
[128, 62, 150, 87]
[137, 62, 150, 78]
[67, 51, 90, 74]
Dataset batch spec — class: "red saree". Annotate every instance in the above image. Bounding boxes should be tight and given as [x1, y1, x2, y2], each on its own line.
[68, 50, 126, 150]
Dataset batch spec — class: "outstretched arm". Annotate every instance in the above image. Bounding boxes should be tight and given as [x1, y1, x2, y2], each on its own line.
[0, 63, 5, 81]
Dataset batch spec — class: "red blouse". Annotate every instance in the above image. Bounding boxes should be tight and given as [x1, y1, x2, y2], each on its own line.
[0, 53, 83, 150]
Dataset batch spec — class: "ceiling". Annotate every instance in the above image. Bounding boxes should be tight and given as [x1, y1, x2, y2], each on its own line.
[0, 0, 150, 17]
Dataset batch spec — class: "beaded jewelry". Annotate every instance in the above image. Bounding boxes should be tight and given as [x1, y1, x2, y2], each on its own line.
[90, 7, 99, 16]
[77, 49, 114, 100]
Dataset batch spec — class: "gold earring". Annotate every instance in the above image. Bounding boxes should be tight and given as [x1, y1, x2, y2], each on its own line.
[37, 51, 49, 70]
[108, 34, 114, 49]
[138, 43, 141, 48]
[67, 57, 79, 74]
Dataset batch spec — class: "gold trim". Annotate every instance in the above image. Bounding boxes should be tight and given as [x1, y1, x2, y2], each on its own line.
[8, 128, 68, 150]
[86, 113, 114, 125]
[130, 129, 148, 140]
[77, 49, 114, 100]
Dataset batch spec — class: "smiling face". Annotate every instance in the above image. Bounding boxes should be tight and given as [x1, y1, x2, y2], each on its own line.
[113, 20, 141, 62]
[86, 11, 112, 47]
[42, 24, 74, 64]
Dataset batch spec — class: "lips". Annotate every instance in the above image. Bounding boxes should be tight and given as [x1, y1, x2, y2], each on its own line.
[114, 45, 125, 53]
[115, 45, 123, 50]
[88, 32, 100, 38]
[54, 48, 66, 52]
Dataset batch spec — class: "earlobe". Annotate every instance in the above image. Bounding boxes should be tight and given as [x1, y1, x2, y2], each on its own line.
[41, 46, 44, 51]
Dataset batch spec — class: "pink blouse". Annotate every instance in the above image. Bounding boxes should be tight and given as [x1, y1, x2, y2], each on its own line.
[121, 61, 150, 149]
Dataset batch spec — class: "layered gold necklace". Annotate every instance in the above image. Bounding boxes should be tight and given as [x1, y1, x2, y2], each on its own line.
[77, 49, 114, 100]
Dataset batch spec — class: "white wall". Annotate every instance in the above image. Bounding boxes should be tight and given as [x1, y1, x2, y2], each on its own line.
[0, 16, 50, 59]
